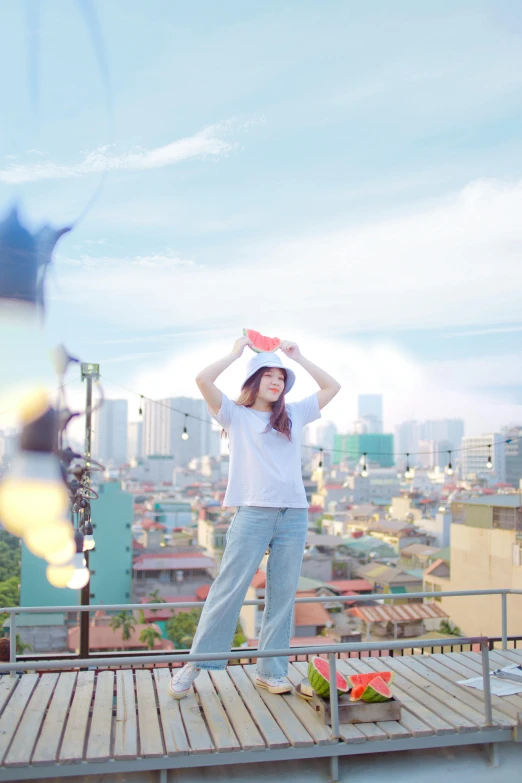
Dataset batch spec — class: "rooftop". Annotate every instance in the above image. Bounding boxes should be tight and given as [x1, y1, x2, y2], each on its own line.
[133, 552, 216, 571]
[325, 579, 373, 593]
[455, 495, 522, 508]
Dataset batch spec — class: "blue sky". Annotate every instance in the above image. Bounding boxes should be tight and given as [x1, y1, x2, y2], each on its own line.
[1, 0, 522, 436]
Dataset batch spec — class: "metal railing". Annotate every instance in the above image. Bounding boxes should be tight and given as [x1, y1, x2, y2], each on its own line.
[2, 587, 520, 664]
[0, 635, 496, 737]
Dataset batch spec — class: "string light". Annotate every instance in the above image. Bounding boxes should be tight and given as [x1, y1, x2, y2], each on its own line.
[66, 530, 90, 590]
[361, 453, 368, 478]
[82, 520, 95, 551]
[46, 562, 75, 588]
[487, 445, 493, 470]
[446, 450, 453, 476]
[139, 396, 143, 416]
[181, 414, 189, 441]
[100, 375, 522, 463]
[318, 448, 323, 469]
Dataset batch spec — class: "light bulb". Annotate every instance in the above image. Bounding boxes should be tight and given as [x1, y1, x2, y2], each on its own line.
[46, 562, 75, 588]
[446, 465, 453, 476]
[361, 466, 368, 478]
[67, 552, 90, 590]
[181, 429, 189, 441]
[46, 540, 76, 565]
[0, 452, 69, 536]
[83, 534, 95, 551]
[24, 520, 74, 560]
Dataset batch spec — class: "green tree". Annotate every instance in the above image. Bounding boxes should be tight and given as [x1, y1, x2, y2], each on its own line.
[233, 621, 246, 647]
[109, 611, 136, 642]
[139, 626, 162, 650]
[147, 589, 167, 615]
[439, 619, 462, 637]
[0, 576, 21, 631]
[166, 608, 202, 649]
[0, 530, 21, 582]
[15, 635, 32, 655]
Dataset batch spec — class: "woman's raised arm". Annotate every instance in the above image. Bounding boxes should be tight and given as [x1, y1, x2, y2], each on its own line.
[280, 340, 341, 410]
[196, 336, 252, 415]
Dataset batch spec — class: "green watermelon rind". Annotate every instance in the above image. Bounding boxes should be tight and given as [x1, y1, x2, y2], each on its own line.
[307, 657, 349, 698]
[360, 676, 393, 703]
[243, 328, 281, 353]
[348, 671, 394, 688]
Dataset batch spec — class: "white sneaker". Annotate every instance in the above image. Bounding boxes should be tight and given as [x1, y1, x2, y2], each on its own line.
[255, 674, 293, 694]
[168, 664, 200, 699]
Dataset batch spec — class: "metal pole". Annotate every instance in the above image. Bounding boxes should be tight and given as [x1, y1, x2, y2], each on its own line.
[501, 592, 508, 651]
[328, 652, 340, 741]
[481, 640, 493, 726]
[79, 363, 98, 659]
[9, 612, 16, 676]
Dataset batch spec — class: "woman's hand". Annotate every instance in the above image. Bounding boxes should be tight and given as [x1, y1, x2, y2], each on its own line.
[280, 340, 301, 361]
[231, 335, 253, 357]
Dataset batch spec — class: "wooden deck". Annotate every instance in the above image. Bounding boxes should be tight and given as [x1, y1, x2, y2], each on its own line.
[0, 650, 520, 780]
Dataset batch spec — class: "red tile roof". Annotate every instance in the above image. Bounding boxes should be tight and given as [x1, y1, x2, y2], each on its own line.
[132, 538, 145, 550]
[294, 595, 331, 628]
[68, 623, 174, 652]
[326, 579, 373, 593]
[251, 570, 267, 589]
[350, 603, 448, 624]
[195, 584, 211, 600]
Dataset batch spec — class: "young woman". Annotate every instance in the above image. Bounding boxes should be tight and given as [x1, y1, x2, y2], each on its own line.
[169, 335, 340, 698]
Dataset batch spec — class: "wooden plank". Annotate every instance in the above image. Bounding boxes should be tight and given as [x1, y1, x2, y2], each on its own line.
[4, 674, 58, 767]
[334, 658, 410, 739]
[292, 661, 368, 744]
[153, 668, 190, 757]
[377, 656, 480, 734]
[243, 665, 314, 748]
[135, 669, 164, 758]
[178, 683, 214, 755]
[32, 673, 77, 766]
[193, 670, 240, 753]
[419, 653, 521, 723]
[59, 671, 94, 763]
[227, 666, 289, 749]
[86, 671, 114, 762]
[354, 721, 389, 741]
[277, 663, 337, 745]
[209, 669, 265, 751]
[114, 669, 138, 760]
[292, 661, 367, 745]
[341, 657, 454, 735]
[0, 675, 39, 764]
[0, 676, 17, 717]
[398, 655, 511, 730]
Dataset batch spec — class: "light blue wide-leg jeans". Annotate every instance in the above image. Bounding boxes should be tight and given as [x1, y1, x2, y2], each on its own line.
[190, 506, 308, 678]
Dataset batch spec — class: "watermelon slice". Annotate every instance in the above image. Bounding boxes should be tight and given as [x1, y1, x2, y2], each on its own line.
[348, 671, 394, 688]
[361, 676, 392, 703]
[349, 684, 365, 702]
[307, 656, 349, 698]
[243, 328, 281, 353]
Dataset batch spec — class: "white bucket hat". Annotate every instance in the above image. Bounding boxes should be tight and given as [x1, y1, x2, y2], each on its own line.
[243, 352, 296, 395]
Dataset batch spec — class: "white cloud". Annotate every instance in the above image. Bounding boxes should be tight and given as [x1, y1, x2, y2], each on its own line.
[52, 176, 522, 335]
[0, 122, 238, 184]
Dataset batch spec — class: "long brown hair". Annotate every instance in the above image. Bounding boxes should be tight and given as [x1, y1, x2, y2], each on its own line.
[224, 366, 292, 440]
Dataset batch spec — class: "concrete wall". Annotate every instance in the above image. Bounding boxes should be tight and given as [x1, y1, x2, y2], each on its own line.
[437, 524, 522, 637]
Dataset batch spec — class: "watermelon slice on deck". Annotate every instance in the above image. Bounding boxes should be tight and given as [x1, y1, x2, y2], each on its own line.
[307, 656, 349, 698]
[349, 684, 365, 702]
[348, 671, 394, 688]
[243, 328, 281, 353]
[361, 676, 392, 703]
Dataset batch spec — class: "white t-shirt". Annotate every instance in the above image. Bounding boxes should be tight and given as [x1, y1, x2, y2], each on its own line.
[209, 392, 321, 508]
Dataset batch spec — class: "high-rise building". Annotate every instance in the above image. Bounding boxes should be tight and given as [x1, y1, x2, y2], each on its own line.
[93, 399, 128, 466]
[395, 421, 423, 464]
[357, 394, 383, 434]
[142, 396, 213, 467]
[461, 433, 506, 484]
[503, 426, 522, 488]
[128, 421, 143, 461]
[423, 419, 464, 453]
[333, 433, 394, 468]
